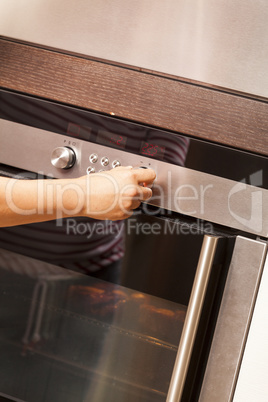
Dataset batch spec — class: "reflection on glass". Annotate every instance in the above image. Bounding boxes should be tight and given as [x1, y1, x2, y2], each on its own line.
[0, 90, 192, 295]
[140, 141, 166, 159]
[0, 249, 186, 402]
[67, 122, 92, 141]
[97, 130, 127, 149]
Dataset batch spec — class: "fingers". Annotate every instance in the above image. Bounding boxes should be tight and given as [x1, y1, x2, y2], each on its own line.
[93, 166, 155, 220]
[119, 185, 150, 217]
[131, 198, 142, 210]
[112, 165, 156, 182]
[123, 185, 150, 207]
[133, 167, 156, 184]
[120, 167, 155, 202]
[139, 185, 153, 201]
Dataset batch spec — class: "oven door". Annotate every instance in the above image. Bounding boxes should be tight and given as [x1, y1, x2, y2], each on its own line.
[0, 229, 266, 402]
[0, 224, 227, 402]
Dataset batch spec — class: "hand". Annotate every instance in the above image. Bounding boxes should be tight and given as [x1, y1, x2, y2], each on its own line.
[79, 166, 156, 220]
[0, 166, 156, 227]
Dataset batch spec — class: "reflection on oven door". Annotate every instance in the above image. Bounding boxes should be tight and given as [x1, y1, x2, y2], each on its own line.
[0, 249, 187, 402]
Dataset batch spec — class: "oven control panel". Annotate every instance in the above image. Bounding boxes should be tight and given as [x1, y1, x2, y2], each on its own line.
[50, 142, 157, 177]
[80, 142, 158, 176]
[1, 118, 268, 237]
[51, 146, 122, 173]
[81, 148, 153, 175]
[1, 119, 158, 178]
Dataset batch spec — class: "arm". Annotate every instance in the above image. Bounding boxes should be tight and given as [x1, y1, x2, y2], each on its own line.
[0, 166, 156, 227]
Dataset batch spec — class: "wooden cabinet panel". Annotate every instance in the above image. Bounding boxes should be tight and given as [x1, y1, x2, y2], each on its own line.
[1, 38, 267, 155]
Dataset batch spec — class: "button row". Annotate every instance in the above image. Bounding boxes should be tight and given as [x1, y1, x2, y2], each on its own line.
[89, 153, 121, 168]
[87, 154, 121, 174]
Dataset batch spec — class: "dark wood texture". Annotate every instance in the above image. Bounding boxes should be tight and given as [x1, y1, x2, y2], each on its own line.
[1, 38, 268, 155]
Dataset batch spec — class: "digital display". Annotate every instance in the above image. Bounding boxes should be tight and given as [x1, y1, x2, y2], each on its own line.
[97, 130, 127, 149]
[67, 122, 91, 140]
[140, 141, 165, 159]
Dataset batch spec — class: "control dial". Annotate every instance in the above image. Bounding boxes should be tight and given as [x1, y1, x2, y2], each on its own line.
[51, 147, 76, 169]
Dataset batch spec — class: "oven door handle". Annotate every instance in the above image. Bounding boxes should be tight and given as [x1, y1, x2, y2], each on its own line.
[167, 234, 221, 402]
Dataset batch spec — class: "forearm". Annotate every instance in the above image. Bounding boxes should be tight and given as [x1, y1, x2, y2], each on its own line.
[0, 167, 156, 227]
[0, 177, 83, 227]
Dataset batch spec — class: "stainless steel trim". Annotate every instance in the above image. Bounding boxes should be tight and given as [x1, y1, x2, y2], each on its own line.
[198, 236, 268, 402]
[1, 119, 268, 237]
[233, 251, 268, 401]
[167, 235, 220, 402]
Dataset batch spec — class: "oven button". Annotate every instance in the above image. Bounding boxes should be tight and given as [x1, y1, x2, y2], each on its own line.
[86, 166, 95, 174]
[89, 153, 98, 163]
[112, 160, 121, 168]
[101, 156, 109, 167]
[51, 147, 76, 169]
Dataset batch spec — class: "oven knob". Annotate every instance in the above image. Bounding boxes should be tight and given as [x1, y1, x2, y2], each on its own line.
[51, 147, 76, 169]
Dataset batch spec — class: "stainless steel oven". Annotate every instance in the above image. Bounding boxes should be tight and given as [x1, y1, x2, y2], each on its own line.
[0, 88, 267, 401]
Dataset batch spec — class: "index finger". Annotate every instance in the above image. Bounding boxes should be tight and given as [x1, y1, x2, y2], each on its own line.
[134, 167, 156, 183]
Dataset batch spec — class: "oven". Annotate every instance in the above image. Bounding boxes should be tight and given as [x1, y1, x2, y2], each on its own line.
[0, 88, 268, 402]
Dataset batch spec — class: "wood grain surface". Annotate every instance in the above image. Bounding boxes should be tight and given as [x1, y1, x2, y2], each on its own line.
[1, 38, 267, 156]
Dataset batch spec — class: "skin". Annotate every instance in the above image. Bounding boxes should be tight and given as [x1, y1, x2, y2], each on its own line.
[0, 166, 156, 227]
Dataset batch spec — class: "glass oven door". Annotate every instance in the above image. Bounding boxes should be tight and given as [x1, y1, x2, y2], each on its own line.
[0, 218, 230, 402]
